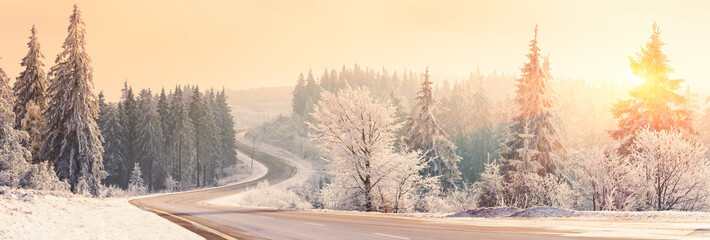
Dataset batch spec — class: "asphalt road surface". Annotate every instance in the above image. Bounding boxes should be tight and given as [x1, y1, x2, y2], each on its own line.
[131, 140, 648, 240]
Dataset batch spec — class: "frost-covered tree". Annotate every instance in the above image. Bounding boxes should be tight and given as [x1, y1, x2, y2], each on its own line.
[137, 90, 164, 191]
[405, 68, 461, 191]
[128, 162, 146, 194]
[170, 86, 194, 186]
[631, 129, 710, 211]
[610, 23, 695, 154]
[500, 25, 562, 176]
[188, 87, 204, 186]
[215, 89, 238, 172]
[0, 63, 32, 187]
[474, 160, 506, 207]
[310, 87, 430, 212]
[42, 5, 107, 195]
[120, 82, 138, 185]
[13, 25, 48, 164]
[570, 147, 645, 211]
[292, 73, 307, 116]
[101, 103, 125, 186]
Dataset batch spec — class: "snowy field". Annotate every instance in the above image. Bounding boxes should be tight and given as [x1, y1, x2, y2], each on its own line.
[0, 188, 203, 240]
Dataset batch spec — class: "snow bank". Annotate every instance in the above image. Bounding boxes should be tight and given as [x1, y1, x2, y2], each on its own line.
[450, 206, 710, 221]
[509, 206, 575, 218]
[448, 207, 521, 218]
[0, 189, 202, 240]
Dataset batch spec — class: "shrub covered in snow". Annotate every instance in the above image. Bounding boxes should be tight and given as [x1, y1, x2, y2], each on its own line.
[19, 162, 69, 192]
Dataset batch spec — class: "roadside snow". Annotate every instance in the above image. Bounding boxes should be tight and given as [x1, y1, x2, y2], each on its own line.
[448, 207, 520, 218]
[0, 188, 202, 240]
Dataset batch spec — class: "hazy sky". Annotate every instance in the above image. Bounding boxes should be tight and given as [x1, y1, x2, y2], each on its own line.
[0, 0, 708, 100]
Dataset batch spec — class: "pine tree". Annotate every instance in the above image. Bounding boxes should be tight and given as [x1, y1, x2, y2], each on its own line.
[137, 89, 164, 191]
[500, 25, 562, 176]
[610, 23, 695, 153]
[120, 81, 138, 186]
[405, 68, 462, 191]
[101, 103, 125, 186]
[128, 162, 145, 193]
[13, 25, 47, 164]
[215, 89, 238, 172]
[42, 5, 107, 195]
[188, 87, 204, 187]
[304, 69, 320, 115]
[97, 91, 107, 127]
[170, 86, 194, 185]
[0, 61, 32, 188]
[292, 73, 307, 115]
[201, 90, 219, 184]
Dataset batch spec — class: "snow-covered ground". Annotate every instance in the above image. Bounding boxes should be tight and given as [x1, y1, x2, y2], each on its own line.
[0, 188, 203, 240]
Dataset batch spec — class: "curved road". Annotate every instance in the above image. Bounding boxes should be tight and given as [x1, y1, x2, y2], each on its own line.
[131, 140, 637, 240]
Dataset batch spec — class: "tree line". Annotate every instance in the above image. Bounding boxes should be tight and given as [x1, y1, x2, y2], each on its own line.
[0, 5, 239, 196]
[293, 23, 710, 212]
[99, 84, 238, 191]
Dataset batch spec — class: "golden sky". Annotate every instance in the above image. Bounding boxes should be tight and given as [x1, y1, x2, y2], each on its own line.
[0, 0, 708, 100]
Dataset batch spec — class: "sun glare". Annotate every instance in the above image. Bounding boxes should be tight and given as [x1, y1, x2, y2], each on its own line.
[627, 75, 645, 86]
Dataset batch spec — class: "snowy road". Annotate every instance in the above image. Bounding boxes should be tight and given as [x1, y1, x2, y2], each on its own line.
[130, 138, 696, 240]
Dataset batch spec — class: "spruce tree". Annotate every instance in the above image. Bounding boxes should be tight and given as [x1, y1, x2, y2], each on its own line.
[610, 23, 695, 153]
[292, 73, 307, 115]
[0, 60, 33, 188]
[215, 89, 238, 172]
[42, 5, 107, 195]
[13, 25, 47, 164]
[201, 90, 219, 184]
[500, 25, 562, 176]
[137, 90, 164, 191]
[128, 162, 145, 193]
[101, 103, 124, 186]
[188, 87, 204, 186]
[170, 86, 194, 185]
[120, 82, 138, 186]
[405, 68, 462, 191]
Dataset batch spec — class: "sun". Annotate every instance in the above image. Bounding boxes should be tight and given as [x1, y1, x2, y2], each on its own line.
[626, 75, 645, 86]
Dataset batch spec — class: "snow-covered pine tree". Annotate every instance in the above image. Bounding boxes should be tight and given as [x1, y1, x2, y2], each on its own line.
[292, 73, 307, 115]
[120, 82, 138, 186]
[13, 25, 48, 164]
[97, 91, 107, 127]
[0, 61, 32, 187]
[304, 69, 320, 115]
[156, 88, 173, 175]
[201, 90, 219, 184]
[101, 103, 125, 186]
[137, 89, 164, 191]
[215, 89, 238, 172]
[405, 68, 462, 191]
[610, 23, 696, 154]
[500, 25, 562, 176]
[128, 162, 145, 194]
[42, 5, 107, 195]
[188, 86, 204, 187]
[170, 86, 194, 186]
